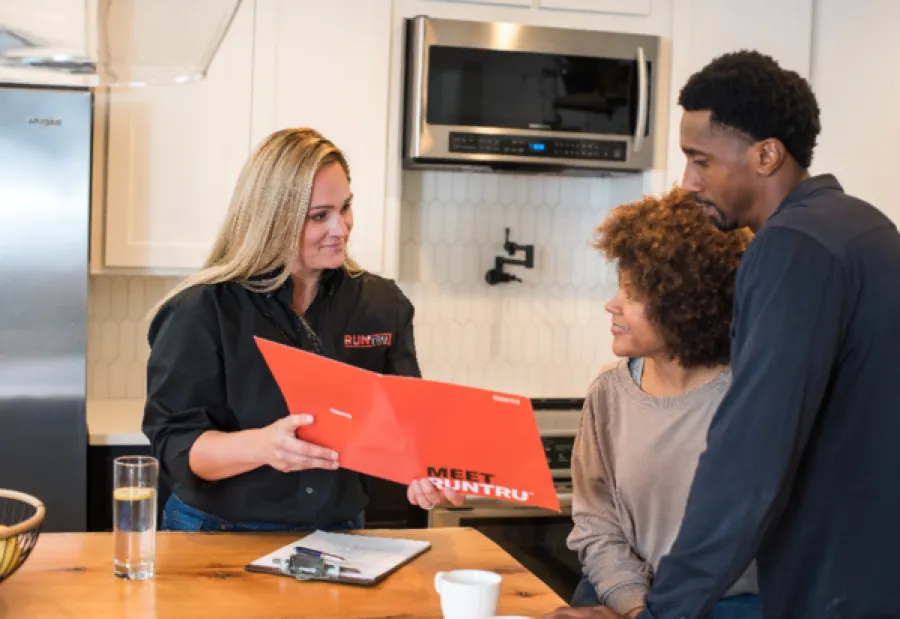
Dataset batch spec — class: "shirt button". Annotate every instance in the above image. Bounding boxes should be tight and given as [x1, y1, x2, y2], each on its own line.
[306, 487, 314, 494]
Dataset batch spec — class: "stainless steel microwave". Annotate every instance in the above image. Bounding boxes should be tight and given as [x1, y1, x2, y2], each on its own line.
[402, 16, 662, 174]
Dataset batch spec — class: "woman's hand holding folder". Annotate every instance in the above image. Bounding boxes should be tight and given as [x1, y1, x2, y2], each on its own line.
[257, 414, 340, 473]
[253, 415, 462, 511]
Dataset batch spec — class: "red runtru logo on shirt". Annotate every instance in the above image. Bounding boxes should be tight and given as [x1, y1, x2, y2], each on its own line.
[344, 333, 392, 348]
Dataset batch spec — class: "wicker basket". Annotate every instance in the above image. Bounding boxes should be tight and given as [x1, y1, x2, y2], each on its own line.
[0, 489, 45, 584]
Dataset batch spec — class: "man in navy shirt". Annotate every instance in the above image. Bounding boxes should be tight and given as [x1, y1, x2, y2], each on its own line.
[545, 51, 900, 619]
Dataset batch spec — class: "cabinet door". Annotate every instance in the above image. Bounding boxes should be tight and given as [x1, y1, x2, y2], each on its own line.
[657, 0, 814, 192]
[251, 0, 393, 274]
[427, 0, 533, 6]
[537, 0, 650, 15]
[101, 1, 255, 270]
[811, 0, 900, 225]
[670, 0, 812, 75]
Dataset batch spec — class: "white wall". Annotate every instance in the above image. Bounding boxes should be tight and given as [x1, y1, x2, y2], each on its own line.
[661, 0, 813, 190]
[810, 0, 900, 224]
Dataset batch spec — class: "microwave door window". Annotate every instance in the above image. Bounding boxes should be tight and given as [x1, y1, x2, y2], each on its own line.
[426, 46, 649, 137]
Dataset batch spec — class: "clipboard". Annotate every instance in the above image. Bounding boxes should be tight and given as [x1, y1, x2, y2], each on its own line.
[244, 530, 431, 586]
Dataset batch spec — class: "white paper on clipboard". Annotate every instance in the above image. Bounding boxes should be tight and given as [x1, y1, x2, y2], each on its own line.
[247, 530, 431, 584]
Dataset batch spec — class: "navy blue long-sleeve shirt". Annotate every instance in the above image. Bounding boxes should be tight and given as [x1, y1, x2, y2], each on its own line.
[638, 175, 900, 619]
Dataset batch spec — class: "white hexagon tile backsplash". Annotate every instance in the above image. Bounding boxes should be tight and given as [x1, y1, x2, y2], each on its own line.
[88, 170, 645, 400]
[88, 275, 182, 399]
[397, 170, 641, 397]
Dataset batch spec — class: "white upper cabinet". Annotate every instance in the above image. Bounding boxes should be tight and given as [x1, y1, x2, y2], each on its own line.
[420, 0, 653, 15]
[98, 0, 255, 271]
[429, 0, 534, 6]
[537, 0, 651, 16]
[250, 0, 394, 275]
[657, 0, 814, 191]
[810, 0, 900, 225]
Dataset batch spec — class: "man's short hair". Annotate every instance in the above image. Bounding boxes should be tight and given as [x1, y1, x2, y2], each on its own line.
[679, 50, 821, 169]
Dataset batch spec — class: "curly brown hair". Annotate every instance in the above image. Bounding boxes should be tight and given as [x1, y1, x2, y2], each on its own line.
[594, 188, 752, 368]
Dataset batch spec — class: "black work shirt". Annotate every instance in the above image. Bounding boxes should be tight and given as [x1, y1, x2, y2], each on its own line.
[640, 175, 900, 619]
[142, 268, 421, 527]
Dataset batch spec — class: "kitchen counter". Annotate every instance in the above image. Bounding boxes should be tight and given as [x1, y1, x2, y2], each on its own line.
[86, 399, 147, 446]
[1, 528, 565, 618]
[86, 399, 581, 447]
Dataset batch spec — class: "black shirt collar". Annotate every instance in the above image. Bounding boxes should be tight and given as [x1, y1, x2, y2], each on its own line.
[775, 174, 844, 215]
[249, 266, 341, 307]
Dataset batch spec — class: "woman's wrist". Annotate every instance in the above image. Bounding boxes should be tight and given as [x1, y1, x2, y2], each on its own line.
[189, 428, 267, 480]
[240, 427, 267, 468]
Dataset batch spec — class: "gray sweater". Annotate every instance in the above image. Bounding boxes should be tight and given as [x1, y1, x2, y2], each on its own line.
[567, 360, 758, 614]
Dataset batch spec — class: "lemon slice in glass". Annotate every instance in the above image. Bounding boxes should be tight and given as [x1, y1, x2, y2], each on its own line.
[113, 487, 155, 502]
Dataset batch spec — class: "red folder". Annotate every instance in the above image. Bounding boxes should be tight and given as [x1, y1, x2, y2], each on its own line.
[254, 337, 560, 512]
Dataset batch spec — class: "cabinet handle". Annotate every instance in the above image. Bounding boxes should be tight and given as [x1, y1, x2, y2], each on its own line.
[407, 16, 429, 158]
[633, 46, 648, 154]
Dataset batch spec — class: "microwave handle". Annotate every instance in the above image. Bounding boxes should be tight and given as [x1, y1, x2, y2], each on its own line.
[633, 46, 649, 153]
[407, 16, 428, 158]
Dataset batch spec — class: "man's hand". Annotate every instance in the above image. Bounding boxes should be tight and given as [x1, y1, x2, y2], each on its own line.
[542, 607, 627, 619]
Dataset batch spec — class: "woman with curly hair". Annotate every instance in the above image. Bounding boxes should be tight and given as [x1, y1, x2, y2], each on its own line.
[552, 189, 759, 619]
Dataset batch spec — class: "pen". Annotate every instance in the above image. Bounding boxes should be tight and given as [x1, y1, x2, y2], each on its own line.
[294, 546, 345, 563]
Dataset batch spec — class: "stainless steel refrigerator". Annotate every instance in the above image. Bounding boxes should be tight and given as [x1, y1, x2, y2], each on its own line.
[0, 84, 92, 532]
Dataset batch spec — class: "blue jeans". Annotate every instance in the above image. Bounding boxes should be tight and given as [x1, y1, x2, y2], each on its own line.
[161, 493, 365, 532]
[571, 576, 762, 619]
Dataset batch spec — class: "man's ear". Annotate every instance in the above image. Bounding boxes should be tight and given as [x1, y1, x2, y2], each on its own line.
[755, 138, 787, 177]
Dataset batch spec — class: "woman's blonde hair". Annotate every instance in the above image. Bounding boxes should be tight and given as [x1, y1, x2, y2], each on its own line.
[150, 127, 362, 318]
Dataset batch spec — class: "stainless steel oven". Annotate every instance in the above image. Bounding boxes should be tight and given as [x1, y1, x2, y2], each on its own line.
[403, 16, 662, 174]
[429, 402, 583, 602]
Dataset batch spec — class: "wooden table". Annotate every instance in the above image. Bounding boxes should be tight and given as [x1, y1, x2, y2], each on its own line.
[0, 527, 565, 618]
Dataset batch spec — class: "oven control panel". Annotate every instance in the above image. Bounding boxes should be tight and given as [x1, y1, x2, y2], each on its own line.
[449, 131, 628, 162]
[543, 435, 575, 473]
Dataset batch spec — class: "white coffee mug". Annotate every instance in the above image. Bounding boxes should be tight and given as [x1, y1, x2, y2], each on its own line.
[434, 569, 502, 619]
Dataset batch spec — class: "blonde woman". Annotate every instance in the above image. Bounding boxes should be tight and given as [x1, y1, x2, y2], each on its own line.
[143, 128, 461, 532]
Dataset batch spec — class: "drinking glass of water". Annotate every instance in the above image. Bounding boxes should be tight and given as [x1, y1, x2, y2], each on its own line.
[113, 455, 158, 580]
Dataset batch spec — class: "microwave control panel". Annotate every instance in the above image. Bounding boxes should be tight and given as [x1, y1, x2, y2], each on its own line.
[449, 132, 627, 162]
